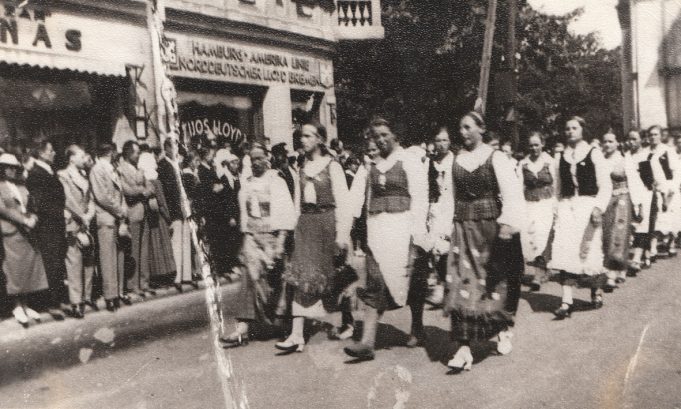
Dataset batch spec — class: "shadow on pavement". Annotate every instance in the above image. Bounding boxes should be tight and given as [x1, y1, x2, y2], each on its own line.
[521, 291, 592, 313]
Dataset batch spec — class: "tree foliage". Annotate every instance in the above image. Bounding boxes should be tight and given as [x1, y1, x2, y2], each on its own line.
[334, 0, 622, 148]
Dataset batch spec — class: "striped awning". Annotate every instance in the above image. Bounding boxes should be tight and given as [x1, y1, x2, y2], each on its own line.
[0, 47, 126, 77]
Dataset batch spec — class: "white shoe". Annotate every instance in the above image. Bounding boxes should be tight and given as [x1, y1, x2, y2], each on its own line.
[24, 307, 42, 322]
[497, 331, 513, 355]
[12, 306, 28, 326]
[447, 346, 473, 371]
[337, 324, 354, 340]
[275, 336, 305, 352]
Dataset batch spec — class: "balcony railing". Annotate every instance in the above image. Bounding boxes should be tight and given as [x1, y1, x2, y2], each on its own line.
[334, 0, 384, 40]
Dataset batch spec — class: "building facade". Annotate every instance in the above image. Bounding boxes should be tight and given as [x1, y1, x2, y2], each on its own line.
[618, 0, 681, 133]
[0, 0, 383, 161]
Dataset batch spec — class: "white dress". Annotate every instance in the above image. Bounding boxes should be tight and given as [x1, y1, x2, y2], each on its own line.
[649, 144, 680, 235]
[549, 141, 612, 275]
[519, 152, 556, 263]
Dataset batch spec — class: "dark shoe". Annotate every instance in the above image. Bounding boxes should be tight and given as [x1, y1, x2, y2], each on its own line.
[603, 282, 617, 293]
[48, 308, 65, 321]
[220, 332, 249, 348]
[615, 277, 626, 284]
[105, 299, 117, 312]
[528, 281, 541, 292]
[138, 292, 147, 299]
[191, 281, 200, 290]
[174, 283, 184, 293]
[553, 303, 573, 320]
[78, 303, 86, 316]
[85, 300, 99, 312]
[120, 295, 132, 306]
[146, 289, 157, 296]
[343, 343, 375, 361]
[71, 304, 84, 319]
[113, 298, 121, 310]
[592, 295, 604, 309]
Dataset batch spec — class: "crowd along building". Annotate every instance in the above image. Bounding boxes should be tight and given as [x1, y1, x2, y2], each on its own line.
[0, 0, 383, 163]
[618, 0, 681, 134]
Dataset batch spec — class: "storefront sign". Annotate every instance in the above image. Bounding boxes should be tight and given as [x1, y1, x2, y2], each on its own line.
[166, 34, 334, 91]
[179, 100, 248, 146]
[0, 3, 81, 52]
[0, 2, 150, 77]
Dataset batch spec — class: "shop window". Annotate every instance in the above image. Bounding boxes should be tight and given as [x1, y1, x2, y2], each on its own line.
[174, 78, 265, 149]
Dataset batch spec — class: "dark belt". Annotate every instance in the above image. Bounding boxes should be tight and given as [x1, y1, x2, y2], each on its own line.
[301, 203, 335, 214]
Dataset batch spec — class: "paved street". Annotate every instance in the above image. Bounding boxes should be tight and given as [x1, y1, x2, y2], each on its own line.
[2, 258, 681, 409]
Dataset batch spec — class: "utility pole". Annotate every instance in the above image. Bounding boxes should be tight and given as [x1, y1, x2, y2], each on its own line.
[476, 0, 498, 115]
[506, 0, 519, 150]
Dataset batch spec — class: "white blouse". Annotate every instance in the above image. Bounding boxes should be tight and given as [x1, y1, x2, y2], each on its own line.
[455, 143, 526, 232]
[554, 140, 612, 212]
[239, 170, 296, 233]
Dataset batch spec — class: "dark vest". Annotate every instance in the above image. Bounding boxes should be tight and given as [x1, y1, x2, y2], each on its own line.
[453, 151, 500, 221]
[368, 160, 411, 215]
[659, 152, 673, 180]
[638, 153, 654, 191]
[522, 162, 554, 202]
[559, 148, 598, 197]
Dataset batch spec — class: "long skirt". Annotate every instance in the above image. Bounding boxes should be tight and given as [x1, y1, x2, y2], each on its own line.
[656, 193, 677, 235]
[444, 219, 522, 341]
[283, 210, 341, 318]
[549, 196, 606, 287]
[602, 192, 633, 271]
[521, 198, 554, 262]
[233, 233, 287, 324]
[632, 190, 654, 234]
[3, 232, 48, 296]
[147, 212, 176, 277]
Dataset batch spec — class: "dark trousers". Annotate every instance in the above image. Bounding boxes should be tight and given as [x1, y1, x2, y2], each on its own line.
[35, 221, 67, 308]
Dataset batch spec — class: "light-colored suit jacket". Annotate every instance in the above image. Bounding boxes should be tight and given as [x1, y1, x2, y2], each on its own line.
[58, 167, 95, 233]
[90, 160, 127, 227]
[117, 159, 147, 223]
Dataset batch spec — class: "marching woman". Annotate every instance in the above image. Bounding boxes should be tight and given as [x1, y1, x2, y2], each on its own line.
[625, 130, 654, 274]
[222, 144, 296, 347]
[519, 131, 555, 292]
[278, 121, 353, 352]
[343, 116, 429, 361]
[550, 117, 612, 319]
[647, 125, 680, 258]
[600, 132, 637, 289]
[444, 112, 525, 371]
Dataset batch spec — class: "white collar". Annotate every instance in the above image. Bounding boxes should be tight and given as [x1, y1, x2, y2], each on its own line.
[563, 141, 592, 164]
[375, 147, 405, 173]
[433, 151, 454, 171]
[455, 143, 495, 172]
[303, 155, 332, 178]
[34, 159, 53, 175]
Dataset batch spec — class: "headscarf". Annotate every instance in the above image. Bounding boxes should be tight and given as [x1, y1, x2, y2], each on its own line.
[214, 148, 239, 180]
[138, 151, 158, 181]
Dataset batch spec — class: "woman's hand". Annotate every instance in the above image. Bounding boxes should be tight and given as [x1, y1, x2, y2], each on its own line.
[590, 207, 603, 226]
[498, 224, 514, 240]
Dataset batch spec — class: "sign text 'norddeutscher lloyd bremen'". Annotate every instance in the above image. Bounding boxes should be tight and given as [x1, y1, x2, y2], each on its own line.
[164, 34, 334, 91]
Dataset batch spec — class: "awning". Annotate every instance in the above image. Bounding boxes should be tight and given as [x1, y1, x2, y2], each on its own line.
[0, 77, 91, 110]
[0, 47, 127, 77]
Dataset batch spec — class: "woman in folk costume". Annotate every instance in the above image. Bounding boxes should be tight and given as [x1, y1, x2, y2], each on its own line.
[625, 130, 655, 274]
[550, 117, 612, 319]
[519, 132, 555, 292]
[343, 116, 430, 361]
[278, 121, 353, 353]
[0, 153, 47, 326]
[137, 152, 176, 281]
[647, 125, 680, 258]
[221, 144, 296, 347]
[444, 112, 525, 372]
[600, 132, 637, 289]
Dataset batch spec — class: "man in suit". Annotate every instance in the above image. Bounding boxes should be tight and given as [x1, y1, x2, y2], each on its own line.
[157, 138, 193, 291]
[117, 140, 154, 298]
[26, 140, 67, 320]
[58, 145, 96, 319]
[90, 144, 128, 311]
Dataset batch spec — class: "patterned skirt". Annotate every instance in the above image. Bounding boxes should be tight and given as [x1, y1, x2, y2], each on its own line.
[147, 211, 176, 277]
[444, 219, 522, 341]
[283, 209, 342, 316]
[602, 192, 633, 271]
[234, 232, 287, 324]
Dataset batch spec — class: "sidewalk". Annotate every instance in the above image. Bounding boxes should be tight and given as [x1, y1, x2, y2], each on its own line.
[0, 278, 239, 387]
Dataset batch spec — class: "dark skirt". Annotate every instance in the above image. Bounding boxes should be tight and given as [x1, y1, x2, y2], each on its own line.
[147, 212, 176, 277]
[603, 192, 633, 271]
[444, 219, 522, 341]
[283, 210, 341, 310]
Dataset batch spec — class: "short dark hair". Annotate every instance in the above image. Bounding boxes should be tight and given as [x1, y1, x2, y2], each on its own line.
[163, 138, 175, 151]
[97, 143, 116, 158]
[369, 116, 406, 142]
[122, 140, 139, 159]
[31, 139, 52, 159]
[64, 144, 84, 162]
